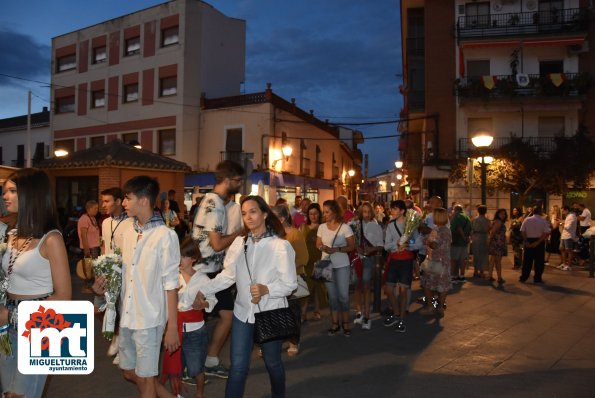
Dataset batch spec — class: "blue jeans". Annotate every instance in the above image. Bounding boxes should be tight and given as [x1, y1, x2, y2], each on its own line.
[226, 315, 285, 398]
[325, 266, 350, 312]
[182, 326, 208, 377]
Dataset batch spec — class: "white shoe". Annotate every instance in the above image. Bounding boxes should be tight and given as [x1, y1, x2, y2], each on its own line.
[112, 353, 120, 366]
[361, 319, 371, 330]
[556, 264, 566, 269]
[107, 335, 118, 356]
[353, 312, 363, 325]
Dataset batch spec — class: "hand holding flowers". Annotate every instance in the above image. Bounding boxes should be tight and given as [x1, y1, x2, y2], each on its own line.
[92, 252, 122, 341]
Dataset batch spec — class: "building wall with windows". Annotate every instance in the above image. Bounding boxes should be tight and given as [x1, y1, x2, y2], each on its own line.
[0, 108, 51, 167]
[194, 86, 362, 204]
[400, 0, 592, 213]
[50, 0, 245, 171]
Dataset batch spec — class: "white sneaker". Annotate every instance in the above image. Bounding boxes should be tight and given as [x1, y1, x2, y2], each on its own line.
[556, 264, 567, 269]
[353, 312, 363, 325]
[107, 335, 118, 356]
[112, 353, 120, 366]
[361, 319, 371, 330]
[563, 265, 572, 271]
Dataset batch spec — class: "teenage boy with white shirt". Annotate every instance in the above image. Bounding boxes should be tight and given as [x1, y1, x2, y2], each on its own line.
[94, 176, 180, 397]
[578, 203, 592, 234]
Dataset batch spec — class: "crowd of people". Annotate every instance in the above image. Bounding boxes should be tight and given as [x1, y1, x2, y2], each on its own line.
[0, 162, 591, 398]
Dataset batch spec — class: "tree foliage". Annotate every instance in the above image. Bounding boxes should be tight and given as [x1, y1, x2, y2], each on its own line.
[449, 128, 595, 204]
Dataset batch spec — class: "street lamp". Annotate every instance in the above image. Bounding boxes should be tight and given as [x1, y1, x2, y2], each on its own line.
[471, 132, 493, 205]
[395, 160, 403, 169]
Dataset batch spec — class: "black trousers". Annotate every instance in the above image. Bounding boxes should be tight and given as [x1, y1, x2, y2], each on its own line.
[521, 238, 545, 282]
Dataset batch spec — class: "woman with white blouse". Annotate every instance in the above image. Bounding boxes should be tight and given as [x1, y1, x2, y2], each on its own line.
[316, 199, 356, 337]
[191, 195, 297, 398]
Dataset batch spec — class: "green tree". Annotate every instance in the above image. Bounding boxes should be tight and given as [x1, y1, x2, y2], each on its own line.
[450, 129, 595, 205]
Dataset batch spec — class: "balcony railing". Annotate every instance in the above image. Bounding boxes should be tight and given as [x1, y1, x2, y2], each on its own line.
[458, 136, 559, 159]
[332, 166, 339, 180]
[220, 151, 251, 164]
[456, 8, 589, 40]
[455, 72, 590, 100]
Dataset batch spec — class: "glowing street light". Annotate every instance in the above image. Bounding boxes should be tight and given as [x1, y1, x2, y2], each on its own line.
[471, 132, 493, 205]
[394, 160, 403, 169]
[54, 149, 69, 157]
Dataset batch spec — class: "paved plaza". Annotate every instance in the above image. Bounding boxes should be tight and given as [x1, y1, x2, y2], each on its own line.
[44, 255, 595, 398]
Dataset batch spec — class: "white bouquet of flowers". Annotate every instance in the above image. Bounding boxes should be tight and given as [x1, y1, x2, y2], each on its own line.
[399, 209, 423, 246]
[93, 252, 122, 341]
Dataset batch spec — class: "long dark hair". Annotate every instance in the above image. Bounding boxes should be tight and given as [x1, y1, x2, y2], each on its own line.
[6, 168, 60, 238]
[240, 195, 286, 238]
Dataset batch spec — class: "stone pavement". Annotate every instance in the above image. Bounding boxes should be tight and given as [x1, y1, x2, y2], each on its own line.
[44, 254, 595, 397]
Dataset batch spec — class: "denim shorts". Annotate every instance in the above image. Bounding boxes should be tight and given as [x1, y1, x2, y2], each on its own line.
[359, 256, 375, 285]
[562, 238, 575, 250]
[182, 326, 208, 377]
[386, 258, 414, 288]
[118, 325, 165, 377]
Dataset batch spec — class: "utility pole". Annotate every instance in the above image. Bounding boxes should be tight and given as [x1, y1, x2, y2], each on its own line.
[26, 90, 32, 168]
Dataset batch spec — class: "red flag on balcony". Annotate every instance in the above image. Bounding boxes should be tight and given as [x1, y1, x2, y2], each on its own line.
[482, 75, 496, 90]
[549, 73, 565, 87]
[459, 47, 465, 77]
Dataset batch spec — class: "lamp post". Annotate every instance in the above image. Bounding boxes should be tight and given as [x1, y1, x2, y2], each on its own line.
[471, 133, 493, 205]
[348, 169, 355, 204]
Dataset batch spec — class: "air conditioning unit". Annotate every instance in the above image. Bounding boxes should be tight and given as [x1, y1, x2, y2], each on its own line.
[568, 42, 589, 55]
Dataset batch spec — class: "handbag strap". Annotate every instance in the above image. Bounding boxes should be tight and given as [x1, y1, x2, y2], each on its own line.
[329, 223, 342, 248]
[393, 220, 402, 238]
[243, 236, 263, 313]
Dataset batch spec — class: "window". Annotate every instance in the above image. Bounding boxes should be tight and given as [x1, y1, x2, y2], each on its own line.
[122, 132, 138, 145]
[125, 37, 140, 56]
[160, 76, 177, 97]
[465, 2, 490, 27]
[54, 139, 75, 155]
[33, 142, 45, 163]
[56, 96, 75, 114]
[91, 90, 105, 108]
[90, 136, 105, 147]
[538, 117, 564, 137]
[123, 83, 139, 103]
[92, 46, 107, 64]
[161, 26, 179, 47]
[159, 129, 176, 155]
[466, 60, 490, 78]
[16, 145, 24, 168]
[57, 54, 76, 72]
[539, 60, 563, 75]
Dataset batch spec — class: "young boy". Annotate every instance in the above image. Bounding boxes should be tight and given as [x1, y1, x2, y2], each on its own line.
[95, 176, 180, 397]
[161, 237, 217, 398]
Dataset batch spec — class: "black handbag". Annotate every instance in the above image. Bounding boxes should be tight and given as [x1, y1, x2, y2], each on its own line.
[311, 223, 342, 282]
[243, 237, 300, 344]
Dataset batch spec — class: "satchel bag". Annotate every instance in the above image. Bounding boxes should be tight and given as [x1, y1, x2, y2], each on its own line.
[290, 274, 310, 299]
[311, 223, 342, 282]
[243, 237, 300, 344]
[420, 258, 443, 276]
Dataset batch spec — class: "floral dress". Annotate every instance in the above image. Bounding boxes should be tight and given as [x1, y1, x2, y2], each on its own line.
[488, 220, 508, 256]
[421, 225, 452, 293]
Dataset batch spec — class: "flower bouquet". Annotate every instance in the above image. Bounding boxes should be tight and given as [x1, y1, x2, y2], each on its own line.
[0, 242, 11, 355]
[93, 252, 122, 341]
[399, 209, 423, 246]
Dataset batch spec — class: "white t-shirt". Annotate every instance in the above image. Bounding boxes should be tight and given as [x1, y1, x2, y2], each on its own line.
[317, 223, 353, 268]
[580, 208, 592, 227]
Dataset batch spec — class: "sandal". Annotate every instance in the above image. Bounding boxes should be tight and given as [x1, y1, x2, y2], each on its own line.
[312, 311, 321, 321]
[342, 323, 351, 337]
[328, 324, 340, 336]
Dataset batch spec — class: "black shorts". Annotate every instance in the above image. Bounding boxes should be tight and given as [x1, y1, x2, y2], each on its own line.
[386, 258, 414, 288]
[206, 271, 236, 315]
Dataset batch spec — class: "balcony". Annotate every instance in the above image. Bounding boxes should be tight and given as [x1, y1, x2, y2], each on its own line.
[455, 72, 590, 101]
[456, 8, 589, 41]
[220, 151, 251, 164]
[332, 166, 339, 180]
[406, 37, 424, 56]
[458, 136, 558, 159]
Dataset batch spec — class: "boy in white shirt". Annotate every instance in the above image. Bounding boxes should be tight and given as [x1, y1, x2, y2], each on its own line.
[95, 176, 180, 397]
